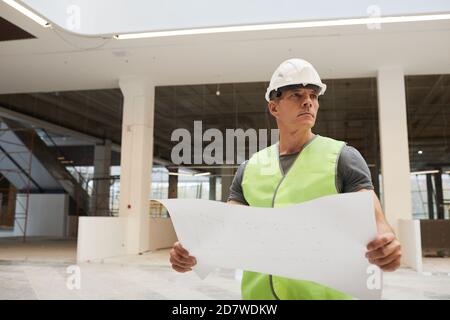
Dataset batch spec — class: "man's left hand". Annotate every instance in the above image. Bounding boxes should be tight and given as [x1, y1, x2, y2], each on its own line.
[366, 232, 402, 272]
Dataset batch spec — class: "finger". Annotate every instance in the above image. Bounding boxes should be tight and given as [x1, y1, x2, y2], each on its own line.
[172, 264, 192, 272]
[367, 233, 395, 251]
[172, 264, 192, 273]
[366, 240, 399, 260]
[174, 242, 190, 257]
[170, 256, 192, 269]
[175, 241, 188, 253]
[172, 250, 197, 266]
[170, 253, 196, 268]
[369, 248, 401, 266]
[380, 258, 401, 272]
[173, 247, 197, 265]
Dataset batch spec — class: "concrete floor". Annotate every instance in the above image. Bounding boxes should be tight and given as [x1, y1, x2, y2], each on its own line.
[0, 237, 449, 300]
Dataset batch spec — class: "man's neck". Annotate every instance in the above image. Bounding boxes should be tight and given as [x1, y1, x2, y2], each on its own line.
[278, 128, 315, 155]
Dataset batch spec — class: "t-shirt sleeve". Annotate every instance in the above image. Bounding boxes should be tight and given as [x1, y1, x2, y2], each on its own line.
[337, 146, 374, 193]
[227, 160, 249, 205]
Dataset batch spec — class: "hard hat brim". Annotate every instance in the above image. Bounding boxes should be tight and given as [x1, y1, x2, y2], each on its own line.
[265, 82, 327, 102]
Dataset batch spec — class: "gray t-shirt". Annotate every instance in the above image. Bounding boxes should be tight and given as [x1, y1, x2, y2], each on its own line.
[228, 137, 374, 205]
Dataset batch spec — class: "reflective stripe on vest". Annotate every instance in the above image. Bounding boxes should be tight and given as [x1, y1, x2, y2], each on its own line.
[241, 135, 353, 300]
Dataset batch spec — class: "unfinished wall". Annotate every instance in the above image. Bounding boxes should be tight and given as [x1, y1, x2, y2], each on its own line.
[0, 193, 68, 238]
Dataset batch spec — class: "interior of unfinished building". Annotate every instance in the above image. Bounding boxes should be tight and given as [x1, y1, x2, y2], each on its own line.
[0, 0, 449, 301]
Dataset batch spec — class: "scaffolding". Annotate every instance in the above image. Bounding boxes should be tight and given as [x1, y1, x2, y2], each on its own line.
[0, 122, 94, 239]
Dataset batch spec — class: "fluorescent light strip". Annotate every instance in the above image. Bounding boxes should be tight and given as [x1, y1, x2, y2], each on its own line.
[410, 170, 439, 175]
[3, 0, 50, 27]
[168, 172, 193, 177]
[114, 13, 450, 40]
[168, 171, 211, 177]
[194, 172, 211, 176]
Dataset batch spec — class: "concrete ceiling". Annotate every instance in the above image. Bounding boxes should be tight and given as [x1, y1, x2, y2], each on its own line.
[0, 89, 123, 142]
[0, 16, 34, 41]
[1, 1, 450, 94]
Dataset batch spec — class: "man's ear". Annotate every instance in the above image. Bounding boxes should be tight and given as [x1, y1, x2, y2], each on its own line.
[268, 101, 278, 118]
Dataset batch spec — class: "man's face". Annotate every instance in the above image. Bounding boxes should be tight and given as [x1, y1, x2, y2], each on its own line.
[268, 87, 320, 130]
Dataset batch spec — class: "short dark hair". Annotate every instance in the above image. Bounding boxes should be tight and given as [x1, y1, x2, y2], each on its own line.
[269, 84, 321, 101]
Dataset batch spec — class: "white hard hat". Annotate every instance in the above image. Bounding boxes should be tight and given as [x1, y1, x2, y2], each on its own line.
[265, 58, 327, 102]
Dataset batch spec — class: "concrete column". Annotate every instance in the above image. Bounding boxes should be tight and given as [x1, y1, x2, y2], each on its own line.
[209, 176, 216, 200]
[434, 171, 445, 219]
[119, 76, 155, 254]
[91, 140, 112, 216]
[168, 168, 178, 199]
[378, 67, 422, 271]
[377, 67, 413, 230]
[220, 168, 234, 202]
[426, 174, 435, 219]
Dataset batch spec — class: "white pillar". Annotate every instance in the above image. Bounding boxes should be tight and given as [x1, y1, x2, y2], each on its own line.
[91, 140, 112, 216]
[377, 67, 412, 229]
[119, 76, 154, 254]
[377, 67, 422, 270]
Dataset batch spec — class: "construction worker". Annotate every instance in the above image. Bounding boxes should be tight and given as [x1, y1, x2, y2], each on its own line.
[170, 58, 402, 300]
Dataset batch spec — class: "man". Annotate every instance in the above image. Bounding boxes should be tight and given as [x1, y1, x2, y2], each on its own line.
[170, 58, 401, 299]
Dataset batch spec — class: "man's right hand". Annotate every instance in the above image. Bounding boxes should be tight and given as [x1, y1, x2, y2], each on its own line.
[169, 241, 197, 273]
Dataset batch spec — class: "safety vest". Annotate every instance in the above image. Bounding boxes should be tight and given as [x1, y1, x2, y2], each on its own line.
[241, 135, 353, 300]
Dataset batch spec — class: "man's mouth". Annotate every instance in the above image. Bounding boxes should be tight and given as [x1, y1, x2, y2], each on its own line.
[297, 112, 314, 118]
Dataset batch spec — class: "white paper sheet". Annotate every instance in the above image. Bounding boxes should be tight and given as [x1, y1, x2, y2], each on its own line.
[157, 192, 382, 299]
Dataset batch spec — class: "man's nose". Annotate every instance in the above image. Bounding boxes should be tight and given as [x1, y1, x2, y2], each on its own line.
[302, 97, 312, 108]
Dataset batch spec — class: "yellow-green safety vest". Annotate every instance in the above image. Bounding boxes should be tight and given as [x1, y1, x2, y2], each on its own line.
[241, 135, 353, 300]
